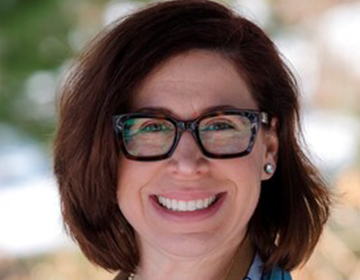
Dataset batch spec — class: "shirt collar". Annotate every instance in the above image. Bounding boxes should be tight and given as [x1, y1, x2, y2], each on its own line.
[245, 253, 263, 280]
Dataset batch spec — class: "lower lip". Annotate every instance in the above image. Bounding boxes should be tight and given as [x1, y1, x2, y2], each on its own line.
[150, 193, 226, 222]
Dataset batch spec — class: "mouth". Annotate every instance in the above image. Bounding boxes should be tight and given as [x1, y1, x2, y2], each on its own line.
[154, 193, 224, 212]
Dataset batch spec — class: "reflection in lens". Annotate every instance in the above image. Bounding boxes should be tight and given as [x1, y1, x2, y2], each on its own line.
[123, 118, 175, 156]
[199, 115, 252, 155]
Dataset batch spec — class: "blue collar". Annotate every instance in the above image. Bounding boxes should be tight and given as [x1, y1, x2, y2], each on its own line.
[245, 253, 263, 280]
[245, 253, 293, 280]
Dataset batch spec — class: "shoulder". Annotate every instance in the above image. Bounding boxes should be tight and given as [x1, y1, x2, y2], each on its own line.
[261, 266, 293, 280]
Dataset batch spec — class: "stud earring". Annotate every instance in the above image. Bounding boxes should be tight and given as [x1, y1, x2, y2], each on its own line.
[264, 163, 274, 174]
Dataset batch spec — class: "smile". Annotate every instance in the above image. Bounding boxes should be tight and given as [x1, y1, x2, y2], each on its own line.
[156, 195, 219, 212]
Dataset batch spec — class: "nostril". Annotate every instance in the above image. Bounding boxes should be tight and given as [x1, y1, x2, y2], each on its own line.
[167, 146, 209, 177]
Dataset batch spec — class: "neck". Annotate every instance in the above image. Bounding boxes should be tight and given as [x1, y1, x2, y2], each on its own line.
[225, 234, 254, 280]
[133, 234, 254, 280]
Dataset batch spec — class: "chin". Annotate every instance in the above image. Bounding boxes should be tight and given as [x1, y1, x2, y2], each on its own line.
[143, 229, 242, 259]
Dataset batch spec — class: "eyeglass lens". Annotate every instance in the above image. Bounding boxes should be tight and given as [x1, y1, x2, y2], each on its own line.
[199, 114, 252, 155]
[124, 118, 175, 157]
[122, 114, 253, 157]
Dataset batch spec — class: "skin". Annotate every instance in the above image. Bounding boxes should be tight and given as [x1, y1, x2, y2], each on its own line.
[117, 50, 279, 280]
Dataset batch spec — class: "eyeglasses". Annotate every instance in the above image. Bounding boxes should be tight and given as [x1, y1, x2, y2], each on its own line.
[113, 109, 269, 161]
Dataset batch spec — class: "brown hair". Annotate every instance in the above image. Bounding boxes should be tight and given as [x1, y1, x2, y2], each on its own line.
[53, 0, 331, 274]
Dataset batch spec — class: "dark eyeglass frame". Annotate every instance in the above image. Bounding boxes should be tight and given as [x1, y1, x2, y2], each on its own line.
[113, 108, 270, 161]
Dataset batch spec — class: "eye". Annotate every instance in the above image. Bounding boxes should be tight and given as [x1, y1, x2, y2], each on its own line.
[201, 121, 236, 131]
[140, 121, 172, 133]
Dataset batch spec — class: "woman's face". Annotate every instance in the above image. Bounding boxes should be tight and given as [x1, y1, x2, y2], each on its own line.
[116, 50, 278, 260]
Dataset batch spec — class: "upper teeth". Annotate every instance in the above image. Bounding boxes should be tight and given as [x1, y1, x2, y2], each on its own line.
[157, 195, 217, 212]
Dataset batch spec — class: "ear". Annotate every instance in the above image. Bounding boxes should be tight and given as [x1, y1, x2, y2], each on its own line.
[261, 117, 279, 181]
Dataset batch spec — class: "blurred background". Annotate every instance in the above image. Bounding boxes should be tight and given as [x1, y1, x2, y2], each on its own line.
[0, 0, 359, 279]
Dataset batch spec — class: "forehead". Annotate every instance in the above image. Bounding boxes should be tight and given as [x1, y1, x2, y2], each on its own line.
[132, 50, 257, 119]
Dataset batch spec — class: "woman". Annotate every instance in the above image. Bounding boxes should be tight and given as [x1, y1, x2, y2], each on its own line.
[53, 1, 331, 280]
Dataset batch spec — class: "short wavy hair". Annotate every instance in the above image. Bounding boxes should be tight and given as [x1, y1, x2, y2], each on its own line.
[53, 0, 331, 274]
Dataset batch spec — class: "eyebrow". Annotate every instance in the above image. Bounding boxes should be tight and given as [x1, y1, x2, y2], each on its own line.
[134, 105, 240, 118]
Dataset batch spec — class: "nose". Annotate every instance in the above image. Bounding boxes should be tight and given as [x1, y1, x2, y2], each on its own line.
[167, 131, 209, 177]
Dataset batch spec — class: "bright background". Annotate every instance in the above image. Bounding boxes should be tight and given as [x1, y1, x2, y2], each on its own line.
[0, 0, 359, 279]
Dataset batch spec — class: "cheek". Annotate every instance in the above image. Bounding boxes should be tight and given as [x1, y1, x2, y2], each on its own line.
[117, 158, 151, 192]
[116, 159, 138, 207]
[216, 154, 263, 213]
[219, 149, 264, 185]
[230, 161, 262, 225]
[245, 136, 267, 179]
[116, 158, 160, 215]
[226, 160, 262, 201]
[116, 163, 144, 227]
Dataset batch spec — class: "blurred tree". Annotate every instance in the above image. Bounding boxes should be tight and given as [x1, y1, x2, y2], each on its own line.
[0, 0, 151, 145]
[0, 0, 77, 143]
